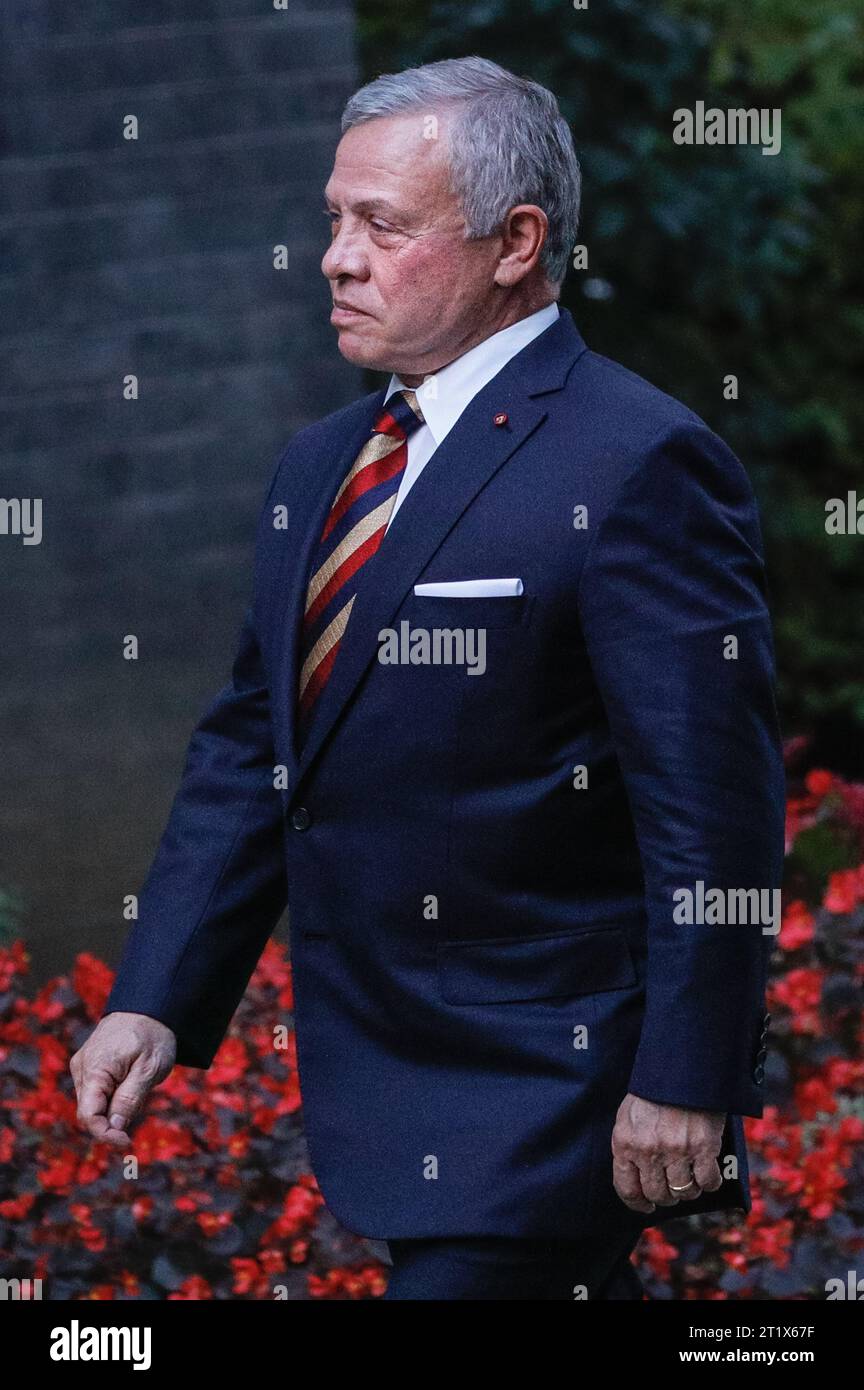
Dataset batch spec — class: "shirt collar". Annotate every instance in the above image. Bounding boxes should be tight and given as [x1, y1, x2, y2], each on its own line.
[383, 302, 560, 446]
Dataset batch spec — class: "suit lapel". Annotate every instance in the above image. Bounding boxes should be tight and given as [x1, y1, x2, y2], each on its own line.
[286, 308, 588, 784]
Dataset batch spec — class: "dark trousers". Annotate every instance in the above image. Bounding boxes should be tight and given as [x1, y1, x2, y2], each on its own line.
[382, 1231, 644, 1301]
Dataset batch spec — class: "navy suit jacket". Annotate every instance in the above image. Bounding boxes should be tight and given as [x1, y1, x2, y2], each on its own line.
[105, 308, 785, 1240]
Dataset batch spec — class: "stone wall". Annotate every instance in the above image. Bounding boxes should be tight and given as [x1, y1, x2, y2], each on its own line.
[0, 0, 361, 981]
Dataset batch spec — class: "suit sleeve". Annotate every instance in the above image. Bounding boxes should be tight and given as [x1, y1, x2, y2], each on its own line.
[576, 421, 785, 1116]
[102, 462, 289, 1069]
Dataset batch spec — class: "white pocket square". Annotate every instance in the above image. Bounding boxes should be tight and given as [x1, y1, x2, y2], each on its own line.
[413, 578, 524, 597]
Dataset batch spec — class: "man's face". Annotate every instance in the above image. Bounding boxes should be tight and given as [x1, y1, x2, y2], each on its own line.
[321, 110, 504, 378]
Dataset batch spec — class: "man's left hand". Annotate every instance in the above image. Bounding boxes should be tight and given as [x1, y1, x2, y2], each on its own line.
[611, 1093, 726, 1213]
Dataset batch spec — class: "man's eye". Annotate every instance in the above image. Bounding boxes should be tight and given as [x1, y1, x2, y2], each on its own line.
[370, 220, 392, 233]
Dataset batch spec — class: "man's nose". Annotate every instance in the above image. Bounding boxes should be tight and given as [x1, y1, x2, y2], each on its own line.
[321, 225, 368, 283]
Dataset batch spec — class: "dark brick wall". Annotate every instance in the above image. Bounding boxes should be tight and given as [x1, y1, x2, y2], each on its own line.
[0, 0, 362, 981]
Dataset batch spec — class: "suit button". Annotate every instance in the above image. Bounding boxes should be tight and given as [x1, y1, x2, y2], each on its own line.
[291, 806, 311, 831]
[753, 1063, 765, 1084]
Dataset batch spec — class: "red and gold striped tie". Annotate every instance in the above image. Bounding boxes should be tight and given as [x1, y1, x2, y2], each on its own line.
[296, 388, 425, 744]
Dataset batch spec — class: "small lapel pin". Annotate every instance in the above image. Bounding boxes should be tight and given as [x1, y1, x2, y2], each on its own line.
[493, 412, 508, 427]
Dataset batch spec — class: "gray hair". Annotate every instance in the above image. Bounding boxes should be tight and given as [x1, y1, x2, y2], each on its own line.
[341, 57, 581, 288]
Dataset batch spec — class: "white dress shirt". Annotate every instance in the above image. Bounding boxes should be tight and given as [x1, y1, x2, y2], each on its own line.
[382, 301, 560, 533]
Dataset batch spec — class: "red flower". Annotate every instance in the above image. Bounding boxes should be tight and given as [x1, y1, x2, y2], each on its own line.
[35, 1034, 69, 1077]
[766, 1157, 805, 1194]
[805, 769, 834, 798]
[131, 1195, 154, 1223]
[308, 1264, 386, 1300]
[130, 1118, 197, 1164]
[794, 1075, 838, 1120]
[747, 1218, 794, 1267]
[76, 1150, 110, 1186]
[12, 1080, 77, 1130]
[768, 968, 825, 1034]
[77, 1223, 107, 1252]
[226, 1128, 252, 1160]
[780, 899, 815, 951]
[0, 1126, 16, 1163]
[263, 1178, 324, 1243]
[208, 1037, 250, 1085]
[250, 1103, 278, 1134]
[0, 940, 29, 990]
[798, 1152, 847, 1220]
[823, 866, 864, 915]
[639, 1227, 679, 1281]
[169, 1276, 213, 1300]
[258, 1247, 287, 1275]
[836, 1115, 864, 1143]
[71, 953, 114, 1021]
[252, 940, 294, 1009]
[231, 1257, 262, 1295]
[722, 1249, 750, 1272]
[30, 982, 65, 1024]
[36, 1146, 78, 1194]
[196, 1211, 233, 1237]
[823, 1058, 864, 1092]
[0, 1013, 34, 1049]
[0, 1192, 36, 1219]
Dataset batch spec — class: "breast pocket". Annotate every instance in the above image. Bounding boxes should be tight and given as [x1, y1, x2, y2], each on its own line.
[408, 593, 532, 629]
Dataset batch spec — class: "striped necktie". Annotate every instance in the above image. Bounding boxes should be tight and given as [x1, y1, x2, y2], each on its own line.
[296, 388, 426, 744]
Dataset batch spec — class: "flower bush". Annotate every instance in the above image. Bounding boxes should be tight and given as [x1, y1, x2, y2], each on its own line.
[640, 760, 864, 1299]
[0, 756, 861, 1299]
[0, 941, 384, 1300]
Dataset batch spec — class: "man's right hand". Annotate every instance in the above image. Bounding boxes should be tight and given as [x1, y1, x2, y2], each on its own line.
[69, 1012, 177, 1149]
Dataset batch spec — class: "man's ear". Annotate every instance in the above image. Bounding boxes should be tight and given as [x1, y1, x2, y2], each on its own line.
[493, 204, 548, 286]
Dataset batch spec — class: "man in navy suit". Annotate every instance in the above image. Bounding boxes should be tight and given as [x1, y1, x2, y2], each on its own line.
[72, 57, 785, 1300]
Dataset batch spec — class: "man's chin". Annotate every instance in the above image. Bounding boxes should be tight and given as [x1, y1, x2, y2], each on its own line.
[334, 327, 389, 372]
